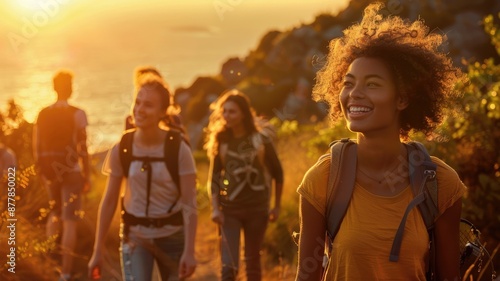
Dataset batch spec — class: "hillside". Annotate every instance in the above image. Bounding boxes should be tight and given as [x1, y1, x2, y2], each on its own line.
[175, 0, 500, 149]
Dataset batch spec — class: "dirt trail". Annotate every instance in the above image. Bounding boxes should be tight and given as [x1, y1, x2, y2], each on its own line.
[189, 217, 221, 281]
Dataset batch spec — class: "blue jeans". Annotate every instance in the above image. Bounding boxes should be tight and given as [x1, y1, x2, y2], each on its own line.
[220, 210, 268, 281]
[120, 228, 184, 281]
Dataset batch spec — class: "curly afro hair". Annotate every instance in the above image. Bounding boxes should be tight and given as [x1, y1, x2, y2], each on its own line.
[313, 3, 466, 138]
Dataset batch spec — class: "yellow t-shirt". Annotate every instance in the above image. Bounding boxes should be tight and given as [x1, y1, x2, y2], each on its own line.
[297, 155, 466, 281]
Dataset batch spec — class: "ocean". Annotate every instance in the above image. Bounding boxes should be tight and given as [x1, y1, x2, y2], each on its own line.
[0, 1, 347, 153]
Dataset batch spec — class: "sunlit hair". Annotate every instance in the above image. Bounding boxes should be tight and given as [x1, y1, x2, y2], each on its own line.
[53, 70, 73, 99]
[313, 3, 466, 139]
[133, 65, 163, 89]
[134, 66, 180, 115]
[204, 89, 259, 158]
[132, 74, 183, 129]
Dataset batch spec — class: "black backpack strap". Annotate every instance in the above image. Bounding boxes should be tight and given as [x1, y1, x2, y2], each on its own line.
[389, 141, 438, 262]
[118, 129, 182, 218]
[119, 129, 136, 177]
[164, 130, 182, 212]
[325, 138, 357, 240]
[139, 155, 164, 216]
[164, 130, 181, 191]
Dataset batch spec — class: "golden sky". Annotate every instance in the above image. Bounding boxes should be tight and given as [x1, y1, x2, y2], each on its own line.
[1, 0, 348, 53]
[0, 0, 349, 132]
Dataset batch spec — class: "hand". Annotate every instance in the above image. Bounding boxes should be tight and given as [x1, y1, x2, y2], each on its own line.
[88, 251, 102, 279]
[211, 209, 224, 225]
[268, 207, 280, 222]
[178, 251, 196, 280]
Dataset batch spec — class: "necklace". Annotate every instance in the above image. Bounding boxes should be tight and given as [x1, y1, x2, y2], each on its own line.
[357, 144, 408, 185]
[358, 167, 386, 184]
[357, 155, 406, 185]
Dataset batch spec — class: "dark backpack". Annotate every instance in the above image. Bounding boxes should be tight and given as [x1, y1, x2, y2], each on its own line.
[36, 105, 79, 182]
[118, 129, 182, 217]
[323, 139, 493, 280]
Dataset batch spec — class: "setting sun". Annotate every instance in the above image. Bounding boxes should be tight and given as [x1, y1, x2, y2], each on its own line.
[18, 0, 46, 10]
[8, 0, 71, 13]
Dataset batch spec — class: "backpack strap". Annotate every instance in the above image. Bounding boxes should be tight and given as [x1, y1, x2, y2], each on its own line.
[118, 129, 182, 217]
[322, 139, 439, 272]
[119, 129, 181, 188]
[389, 141, 438, 262]
[163, 130, 182, 212]
[325, 138, 357, 240]
[407, 142, 438, 226]
[119, 129, 135, 177]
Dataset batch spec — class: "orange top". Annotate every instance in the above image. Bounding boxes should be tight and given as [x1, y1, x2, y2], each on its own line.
[298, 155, 466, 280]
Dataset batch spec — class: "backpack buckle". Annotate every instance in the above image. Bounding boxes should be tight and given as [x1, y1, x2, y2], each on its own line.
[147, 218, 162, 228]
[424, 170, 436, 179]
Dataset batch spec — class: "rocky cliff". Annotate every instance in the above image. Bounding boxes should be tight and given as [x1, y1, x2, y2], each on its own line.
[175, 0, 500, 148]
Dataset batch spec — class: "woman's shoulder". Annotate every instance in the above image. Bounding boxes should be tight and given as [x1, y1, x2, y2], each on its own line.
[107, 142, 121, 160]
[430, 155, 466, 196]
[430, 156, 461, 180]
[297, 153, 331, 214]
[302, 153, 331, 183]
[430, 156, 467, 214]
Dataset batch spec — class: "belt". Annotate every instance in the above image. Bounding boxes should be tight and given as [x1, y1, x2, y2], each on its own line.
[122, 209, 183, 228]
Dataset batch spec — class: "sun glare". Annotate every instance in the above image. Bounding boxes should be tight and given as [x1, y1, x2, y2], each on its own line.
[8, 0, 73, 15]
[10, 0, 37, 12]
[18, 0, 47, 10]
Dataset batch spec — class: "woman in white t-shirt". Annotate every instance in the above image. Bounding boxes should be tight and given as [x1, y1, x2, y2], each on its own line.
[88, 74, 197, 281]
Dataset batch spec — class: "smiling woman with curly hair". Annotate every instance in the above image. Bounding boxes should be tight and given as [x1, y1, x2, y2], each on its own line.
[296, 3, 467, 281]
[314, 2, 463, 139]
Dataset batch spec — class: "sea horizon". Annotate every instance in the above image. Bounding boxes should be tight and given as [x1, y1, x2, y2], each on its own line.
[0, 1, 348, 153]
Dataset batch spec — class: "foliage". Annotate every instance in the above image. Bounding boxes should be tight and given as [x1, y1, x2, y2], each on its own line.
[0, 100, 34, 170]
[485, 13, 500, 55]
[262, 201, 298, 266]
[0, 100, 53, 280]
[425, 14, 500, 276]
[302, 120, 355, 159]
[269, 118, 300, 138]
[439, 14, 500, 240]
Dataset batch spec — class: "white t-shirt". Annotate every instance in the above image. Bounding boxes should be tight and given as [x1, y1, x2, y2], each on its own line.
[103, 139, 196, 238]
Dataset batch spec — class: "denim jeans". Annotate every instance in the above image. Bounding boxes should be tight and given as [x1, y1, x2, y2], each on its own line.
[120, 228, 184, 281]
[220, 209, 268, 281]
